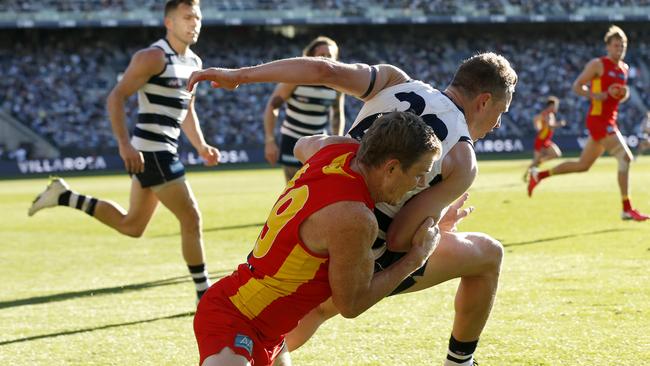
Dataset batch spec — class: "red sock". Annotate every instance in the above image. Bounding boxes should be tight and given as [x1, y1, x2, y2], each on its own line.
[538, 170, 551, 180]
[623, 198, 632, 211]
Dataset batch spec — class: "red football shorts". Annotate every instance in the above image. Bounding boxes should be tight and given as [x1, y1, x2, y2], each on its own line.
[586, 117, 618, 141]
[194, 287, 285, 366]
[534, 138, 552, 152]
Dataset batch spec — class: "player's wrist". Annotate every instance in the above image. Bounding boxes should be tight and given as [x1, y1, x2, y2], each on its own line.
[265, 136, 275, 143]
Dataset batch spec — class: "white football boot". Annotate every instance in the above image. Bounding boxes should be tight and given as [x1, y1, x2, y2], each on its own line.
[27, 177, 70, 217]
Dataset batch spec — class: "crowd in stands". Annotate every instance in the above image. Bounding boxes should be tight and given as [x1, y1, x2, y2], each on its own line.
[2, 0, 650, 16]
[1, 25, 649, 156]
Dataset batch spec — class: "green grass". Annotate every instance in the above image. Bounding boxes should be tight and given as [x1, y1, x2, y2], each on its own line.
[1, 157, 649, 365]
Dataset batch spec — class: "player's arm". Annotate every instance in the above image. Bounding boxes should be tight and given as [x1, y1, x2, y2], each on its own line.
[181, 96, 220, 166]
[187, 57, 410, 102]
[303, 202, 437, 318]
[107, 48, 165, 173]
[263, 83, 296, 165]
[330, 92, 345, 136]
[572, 58, 607, 101]
[293, 134, 358, 163]
[385, 141, 477, 252]
[533, 113, 543, 132]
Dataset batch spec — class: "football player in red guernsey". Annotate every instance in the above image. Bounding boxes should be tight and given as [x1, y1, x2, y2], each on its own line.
[528, 25, 648, 221]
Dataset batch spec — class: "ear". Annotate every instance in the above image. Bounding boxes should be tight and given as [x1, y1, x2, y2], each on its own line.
[476, 92, 492, 112]
[163, 15, 172, 30]
[383, 158, 401, 175]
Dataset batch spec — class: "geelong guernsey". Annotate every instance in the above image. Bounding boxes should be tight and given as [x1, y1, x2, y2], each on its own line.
[347, 80, 472, 257]
[132, 38, 202, 154]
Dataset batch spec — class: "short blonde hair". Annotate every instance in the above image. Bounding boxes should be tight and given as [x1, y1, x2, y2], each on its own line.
[604, 25, 627, 44]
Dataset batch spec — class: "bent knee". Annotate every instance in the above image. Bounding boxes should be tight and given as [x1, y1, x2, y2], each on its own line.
[120, 225, 146, 238]
[474, 234, 504, 271]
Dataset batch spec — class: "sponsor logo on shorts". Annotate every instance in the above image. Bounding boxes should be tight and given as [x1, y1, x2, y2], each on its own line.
[169, 160, 184, 174]
[234, 334, 253, 356]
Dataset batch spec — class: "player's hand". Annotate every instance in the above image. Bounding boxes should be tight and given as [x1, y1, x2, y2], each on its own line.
[407, 217, 440, 268]
[198, 144, 221, 166]
[438, 192, 474, 232]
[118, 142, 144, 174]
[607, 83, 628, 100]
[187, 68, 240, 92]
[265, 140, 280, 165]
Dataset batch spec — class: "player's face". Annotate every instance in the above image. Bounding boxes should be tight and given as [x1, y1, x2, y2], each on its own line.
[312, 44, 338, 60]
[607, 38, 627, 61]
[168, 3, 202, 45]
[384, 151, 436, 205]
[473, 92, 512, 140]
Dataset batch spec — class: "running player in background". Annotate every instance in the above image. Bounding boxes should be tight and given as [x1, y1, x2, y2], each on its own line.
[635, 111, 650, 157]
[523, 96, 565, 181]
[194, 112, 443, 366]
[188, 51, 515, 366]
[527, 25, 648, 221]
[28, 0, 220, 300]
[263, 36, 345, 182]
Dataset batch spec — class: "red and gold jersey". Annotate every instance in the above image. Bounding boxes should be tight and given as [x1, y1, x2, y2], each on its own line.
[213, 143, 373, 340]
[535, 110, 554, 142]
[588, 56, 628, 125]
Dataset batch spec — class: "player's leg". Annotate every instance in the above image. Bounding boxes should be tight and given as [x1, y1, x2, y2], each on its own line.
[539, 143, 561, 163]
[201, 348, 250, 366]
[155, 178, 212, 298]
[272, 343, 293, 366]
[549, 136, 603, 175]
[28, 176, 159, 238]
[528, 137, 603, 196]
[284, 298, 339, 351]
[279, 134, 302, 182]
[396, 231, 504, 366]
[92, 177, 159, 237]
[602, 131, 648, 220]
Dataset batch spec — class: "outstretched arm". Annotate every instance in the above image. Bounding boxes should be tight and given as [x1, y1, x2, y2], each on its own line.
[187, 57, 410, 102]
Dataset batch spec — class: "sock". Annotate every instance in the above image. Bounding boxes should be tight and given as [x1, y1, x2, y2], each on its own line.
[188, 263, 211, 299]
[622, 197, 632, 211]
[444, 335, 478, 366]
[58, 191, 99, 216]
[538, 170, 551, 181]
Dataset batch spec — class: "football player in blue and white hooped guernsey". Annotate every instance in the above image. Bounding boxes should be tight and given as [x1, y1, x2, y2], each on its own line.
[262, 36, 345, 182]
[187, 52, 517, 366]
[28, 0, 218, 303]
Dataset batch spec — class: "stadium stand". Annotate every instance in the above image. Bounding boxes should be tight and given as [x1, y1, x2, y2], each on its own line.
[1, 3, 649, 158]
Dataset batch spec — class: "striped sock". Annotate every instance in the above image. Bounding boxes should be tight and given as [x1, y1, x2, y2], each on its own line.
[188, 263, 211, 299]
[58, 191, 99, 216]
[444, 335, 478, 366]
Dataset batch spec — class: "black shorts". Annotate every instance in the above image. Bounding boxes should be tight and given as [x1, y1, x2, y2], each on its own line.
[134, 151, 185, 188]
[279, 134, 301, 167]
[374, 249, 428, 296]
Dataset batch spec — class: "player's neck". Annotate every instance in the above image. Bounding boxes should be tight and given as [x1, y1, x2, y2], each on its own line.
[351, 159, 379, 202]
[165, 35, 191, 56]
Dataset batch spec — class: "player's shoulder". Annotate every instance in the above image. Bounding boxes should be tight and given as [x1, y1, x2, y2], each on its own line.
[133, 46, 166, 64]
[315, 200, 377, 234]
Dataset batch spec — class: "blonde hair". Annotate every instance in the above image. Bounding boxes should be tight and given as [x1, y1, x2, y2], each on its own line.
[604, 25, 627, 44]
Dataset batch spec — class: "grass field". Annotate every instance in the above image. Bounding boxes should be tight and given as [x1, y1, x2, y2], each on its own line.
[1, 157, 649, 366]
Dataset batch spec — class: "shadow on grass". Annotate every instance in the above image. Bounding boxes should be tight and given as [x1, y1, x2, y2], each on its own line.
[152, 222, 265, 238]
[0, 311, 194, 346]
[502, 228, 632, 248]
[0, 271, 231, 310]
